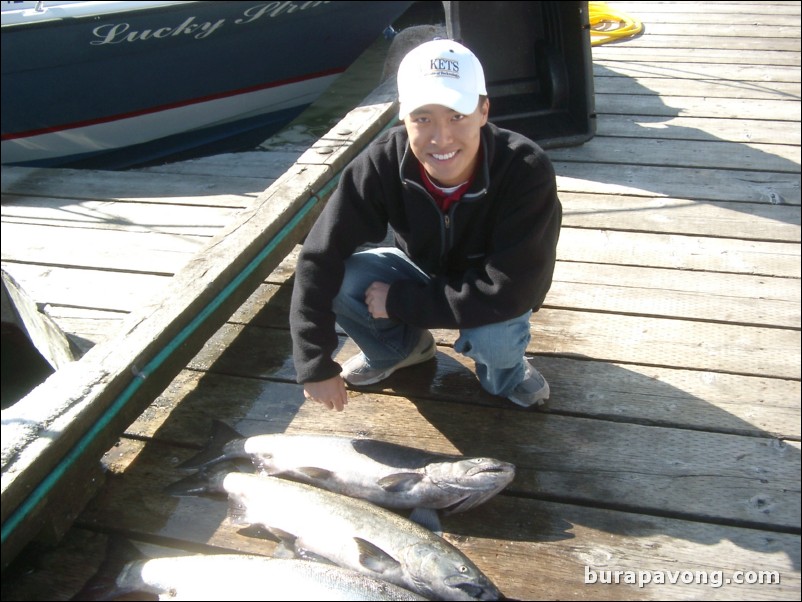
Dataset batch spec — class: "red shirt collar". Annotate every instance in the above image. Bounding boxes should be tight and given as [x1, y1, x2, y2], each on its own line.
[419, 162, 476, 213]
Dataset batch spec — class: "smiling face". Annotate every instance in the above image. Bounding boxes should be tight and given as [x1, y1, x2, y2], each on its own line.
[403, 98, 489, 187]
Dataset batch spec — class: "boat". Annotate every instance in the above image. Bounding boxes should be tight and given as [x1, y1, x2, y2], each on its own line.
[0, 0, 415, 169]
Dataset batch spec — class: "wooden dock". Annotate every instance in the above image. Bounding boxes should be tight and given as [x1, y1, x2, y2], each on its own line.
[2, 1, 800, 600]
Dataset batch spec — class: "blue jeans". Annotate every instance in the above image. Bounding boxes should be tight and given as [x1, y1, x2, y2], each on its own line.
[332, 247, 532, 397]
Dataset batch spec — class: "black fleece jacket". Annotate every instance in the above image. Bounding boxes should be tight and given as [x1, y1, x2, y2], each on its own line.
[290, 122, 562, 384]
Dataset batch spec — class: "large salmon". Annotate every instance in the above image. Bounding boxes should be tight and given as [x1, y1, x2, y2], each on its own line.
[74, 542, 428, 601]
[180, 421, 515, 515]
[167, 469, 504, 601]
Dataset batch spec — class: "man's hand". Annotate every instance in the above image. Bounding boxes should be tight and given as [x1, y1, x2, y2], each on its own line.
[304, 375, 349, 411]
[365, 281, 390, 319]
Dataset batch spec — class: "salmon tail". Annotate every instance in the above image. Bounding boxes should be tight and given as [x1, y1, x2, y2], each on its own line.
[164, 461, 245, 497]
[178, 420, 244, 470]
[70, 536, 145, 601]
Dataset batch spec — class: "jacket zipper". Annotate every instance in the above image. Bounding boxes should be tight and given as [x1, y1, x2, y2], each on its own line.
[407, 179, 450, 267]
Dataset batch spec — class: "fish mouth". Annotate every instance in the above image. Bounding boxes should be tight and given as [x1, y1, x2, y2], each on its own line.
[431, 459, 516, 514]
[444, 575, 503, 601]
[461, 461, 516, 489]
[465, 463, 515, 479]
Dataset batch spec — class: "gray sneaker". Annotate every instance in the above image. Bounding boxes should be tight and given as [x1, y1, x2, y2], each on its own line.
[507, 358, 550, 407]
[341, 330, 436, 386]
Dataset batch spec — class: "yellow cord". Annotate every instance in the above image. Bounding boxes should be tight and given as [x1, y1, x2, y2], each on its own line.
[589, 2, 644, 46]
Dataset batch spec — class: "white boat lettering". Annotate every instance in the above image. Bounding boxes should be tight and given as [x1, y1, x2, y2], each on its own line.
[235, 1, 329, 24]
[90, 17, 226, 45]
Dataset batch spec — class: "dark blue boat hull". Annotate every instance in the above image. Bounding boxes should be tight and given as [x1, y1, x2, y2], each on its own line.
[1, 1, 414, 168]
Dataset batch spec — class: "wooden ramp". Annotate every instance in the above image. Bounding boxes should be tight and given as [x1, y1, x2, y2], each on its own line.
[2, 2, 800, 600]
[0, 74, 400, 571]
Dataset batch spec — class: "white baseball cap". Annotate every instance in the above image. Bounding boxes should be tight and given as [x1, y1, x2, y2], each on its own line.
[397, 39, 487, 120]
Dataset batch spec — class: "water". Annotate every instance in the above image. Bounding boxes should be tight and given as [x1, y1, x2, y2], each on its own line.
[257, 33, 395, 153]
[258, 2, 446, 152]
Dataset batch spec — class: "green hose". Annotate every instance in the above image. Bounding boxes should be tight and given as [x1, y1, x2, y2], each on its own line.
[1, 115, 400, 549]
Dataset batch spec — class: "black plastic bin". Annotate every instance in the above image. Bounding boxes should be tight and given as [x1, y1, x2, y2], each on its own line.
[444, 1, 595, 148]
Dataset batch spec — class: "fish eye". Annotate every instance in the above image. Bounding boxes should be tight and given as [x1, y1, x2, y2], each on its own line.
[459, 565, 469, 573]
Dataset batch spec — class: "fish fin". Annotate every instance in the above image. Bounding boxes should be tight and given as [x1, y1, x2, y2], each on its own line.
[164, 469, 223, 497]
[235, 523, 284, 543]
[408, 507, 443, 535]
[291, 466, 335, 481]
[178, 420, 244, 470]
[164, 461, 243, 497]
[70, 536, 146, 601]
[163, 472, 210, 497]
[266, 526, 298, 546]
[377, 472, 424, 492]
[263, 466, 335, 485]
[443, 489, 502, 515]
[354, 537, 401, 574]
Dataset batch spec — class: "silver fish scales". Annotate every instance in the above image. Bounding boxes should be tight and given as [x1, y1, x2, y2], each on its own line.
[167, 469, 504, 601]
[181, 420, 515, 515]
[75, 551, 429, 600]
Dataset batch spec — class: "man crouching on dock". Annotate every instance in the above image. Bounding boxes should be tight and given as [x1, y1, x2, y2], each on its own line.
[290, 38, 562, 411]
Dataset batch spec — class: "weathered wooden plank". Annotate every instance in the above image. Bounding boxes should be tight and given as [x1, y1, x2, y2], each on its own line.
[26, 213, 788, 286]
[0, 78, 401, 570]
[232, 253, 802, 334]
[594, 115, 801, 147]
[556, 228, 800, 278]
[561, 193, 801, 241]
[548, 138, 800, 173]
[533, 307, 800, 380]
[549, 263, 800, 328]
[593, 62, 801, 83]
[609, 3, 800, 18]
[0, 264, 170, 313]
[1, 197, 240, 235]
[0, 166, 267, 204]
[593, 76, 800, 101]
[110, 374, 800, 531]
[34, 306, 127, 353]
[185, 321, 800, 440]
[595, 94, 800, 122]
[1, 269, 74, 371]
[594, 47, 801, 66]
[0, 528, 119, 602]
[604, 22, 802, 39]
[2, 2, 799, 598]
[215, 274, 801, 381]
[0, 222, 208, 275]
[555, 164, 800, 206]
[61, 437, 799, 602]
[262, 243, 302, 284]
[137, 150, 302, 179]
[0, 163, 330, 567]
[246, 305, 801, 391]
